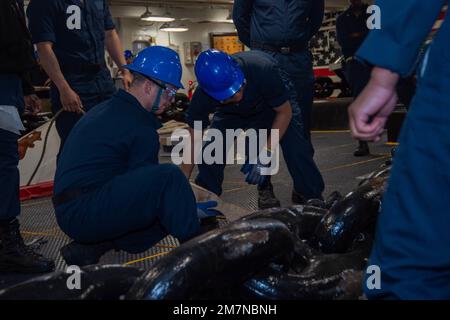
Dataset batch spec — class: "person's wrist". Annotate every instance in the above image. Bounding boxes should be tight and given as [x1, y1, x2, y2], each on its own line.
[370, 67, 400, 90]
[57, 82, 71, 94]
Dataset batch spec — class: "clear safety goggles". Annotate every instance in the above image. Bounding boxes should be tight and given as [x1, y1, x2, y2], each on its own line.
[146, 77, 178, 98]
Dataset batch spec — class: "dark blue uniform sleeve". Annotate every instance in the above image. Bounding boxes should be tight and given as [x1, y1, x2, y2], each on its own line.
[259, 63, 290, 109]
[357, 0, 446, 76]
[233, 0, 254, 48]
[104, 1, 115, 31]
[128, 127, 160, 167]
[185, 90, 217, 129]
[27, 0, 57, 44]
[309, 0, 325, 39]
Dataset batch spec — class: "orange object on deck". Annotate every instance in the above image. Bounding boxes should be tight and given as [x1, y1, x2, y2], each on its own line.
[18, 131, 42, 160]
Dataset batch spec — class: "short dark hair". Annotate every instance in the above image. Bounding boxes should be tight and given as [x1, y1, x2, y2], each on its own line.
[130, 72, 148, 87]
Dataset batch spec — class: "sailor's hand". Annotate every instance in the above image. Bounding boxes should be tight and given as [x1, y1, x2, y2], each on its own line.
[60, 86, 84, 114]
[120, 69, 133, 91]
[349, 67, 399, 142]
[24, 94, 42, 114]
[243, 163, 271, 186]
[196, 201, 221, 220]
[241, 148, 272, 187]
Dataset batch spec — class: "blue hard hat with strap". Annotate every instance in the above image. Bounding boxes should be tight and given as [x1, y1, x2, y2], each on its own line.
[123, 46, 184, 89]
[194, 49, 245, 101]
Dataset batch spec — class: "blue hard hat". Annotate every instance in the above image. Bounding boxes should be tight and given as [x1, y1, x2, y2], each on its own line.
[194, 49, 244, 101]
[124, 50, 133, 60]
[123, 46, 184, 89]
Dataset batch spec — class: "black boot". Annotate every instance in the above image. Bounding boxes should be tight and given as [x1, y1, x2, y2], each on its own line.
[354, 141, 370, 157]
[60, 240, 115, 267]
[292, 189, 307, 205]
[0, 218, 55, 273]
[258, 180, 281, 209]
[292, 190, 324, 205]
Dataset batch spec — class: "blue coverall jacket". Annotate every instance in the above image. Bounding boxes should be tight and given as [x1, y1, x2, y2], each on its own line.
[358, 0, 450, 299]
[54, 90, 200, 252]
[27, 0, 116, 149]
[233, 0, 324, 137]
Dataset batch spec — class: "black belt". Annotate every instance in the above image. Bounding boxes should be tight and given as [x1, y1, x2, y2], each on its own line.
[52, 185, 98, 208]
[60, 62, 107, 74]
[251, 42, 308, 54]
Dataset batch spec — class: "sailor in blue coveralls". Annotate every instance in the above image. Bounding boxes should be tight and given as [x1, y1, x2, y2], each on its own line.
[53, 47, 217, 266]
[233, 0, 325, 207]
[181, 50, 324, 209]
[26, 0, 132, 153]
[348, 0, 450, 299]
[0, 0, 55, 273]
[336, 0, 372, 157]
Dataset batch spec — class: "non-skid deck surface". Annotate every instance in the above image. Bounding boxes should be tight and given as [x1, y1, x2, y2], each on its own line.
[0, 130, 392, 289]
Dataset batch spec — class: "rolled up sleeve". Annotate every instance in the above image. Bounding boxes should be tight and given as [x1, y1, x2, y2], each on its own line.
[26, 0, 57, 44]
[357, 0, 446, 76]
[104, 1, 115, 31]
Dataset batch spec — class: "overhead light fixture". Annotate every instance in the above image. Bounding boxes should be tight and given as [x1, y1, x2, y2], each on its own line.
[140, 7, 152, 21]
[140, 6, 175, 22]
[160, 21, 189, 32]
[215, 11, 234, 23]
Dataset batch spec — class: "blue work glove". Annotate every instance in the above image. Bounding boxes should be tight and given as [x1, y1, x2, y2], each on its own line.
[241, 149, 272, 186]
[196, 201, 222, 219]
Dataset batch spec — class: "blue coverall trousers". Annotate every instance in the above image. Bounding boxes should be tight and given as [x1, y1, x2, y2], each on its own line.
[0, 129, 20, 221]
[343, 58, 372, 98]
[258, 49, 315, 140]
[0, 74, 23, 221]
[55, 164, 200, 253]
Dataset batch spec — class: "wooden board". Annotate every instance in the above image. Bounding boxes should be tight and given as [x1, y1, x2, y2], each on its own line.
[159, 134, 173, 146]
[157, 121, 189, 135]
[158, 120, 190, 147]
[190, 183, 252, 222]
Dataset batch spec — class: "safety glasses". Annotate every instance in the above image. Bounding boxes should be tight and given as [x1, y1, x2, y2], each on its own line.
[146, 76, 178, 98]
